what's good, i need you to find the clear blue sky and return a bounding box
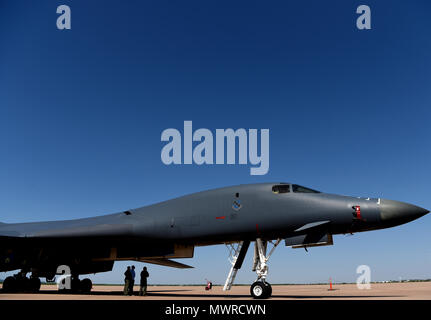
[1,0,430,285]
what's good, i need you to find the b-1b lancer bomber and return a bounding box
[0,183,428,298]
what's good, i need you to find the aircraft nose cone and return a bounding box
[380,199,429,226]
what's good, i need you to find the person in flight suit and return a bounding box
[139,266,149,296]
[128,265,136,295]
[123,266,131,295]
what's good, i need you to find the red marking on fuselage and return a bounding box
[355,206,362,220]
[216,216,226,220]
[256,224,259,233]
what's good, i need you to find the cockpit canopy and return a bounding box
[272,183,320,194]
[272,184,290,194]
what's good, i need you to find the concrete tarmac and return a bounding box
[1,282,431,300]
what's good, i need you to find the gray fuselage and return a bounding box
[0,183,428,275]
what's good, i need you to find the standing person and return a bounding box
[124,266,131,295]
[129,265,136,295]
[139,266,149,296]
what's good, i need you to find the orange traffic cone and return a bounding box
[328,277,334,291]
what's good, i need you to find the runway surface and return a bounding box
[1,282,431,300]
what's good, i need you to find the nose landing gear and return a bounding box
[250,238,281,299]
[223,238,281,299]
[250,281,272,299]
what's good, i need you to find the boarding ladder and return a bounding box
[223,241,249,291]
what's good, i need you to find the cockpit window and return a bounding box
[272,184,291,194]
[292,184,320,193]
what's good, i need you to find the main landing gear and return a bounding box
[2,271,41,293]
[1,271,92,294]
[58,274,93,293]
[223,238,282,299]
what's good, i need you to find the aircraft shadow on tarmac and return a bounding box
[0,289,401,299]
[145,292,402,299]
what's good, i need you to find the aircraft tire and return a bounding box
[29,277,41,292]
[81,278,92,293]
[250,281,270,299]
[263,282,272,298]
[2,276,17,293]
[71,277,81,293]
